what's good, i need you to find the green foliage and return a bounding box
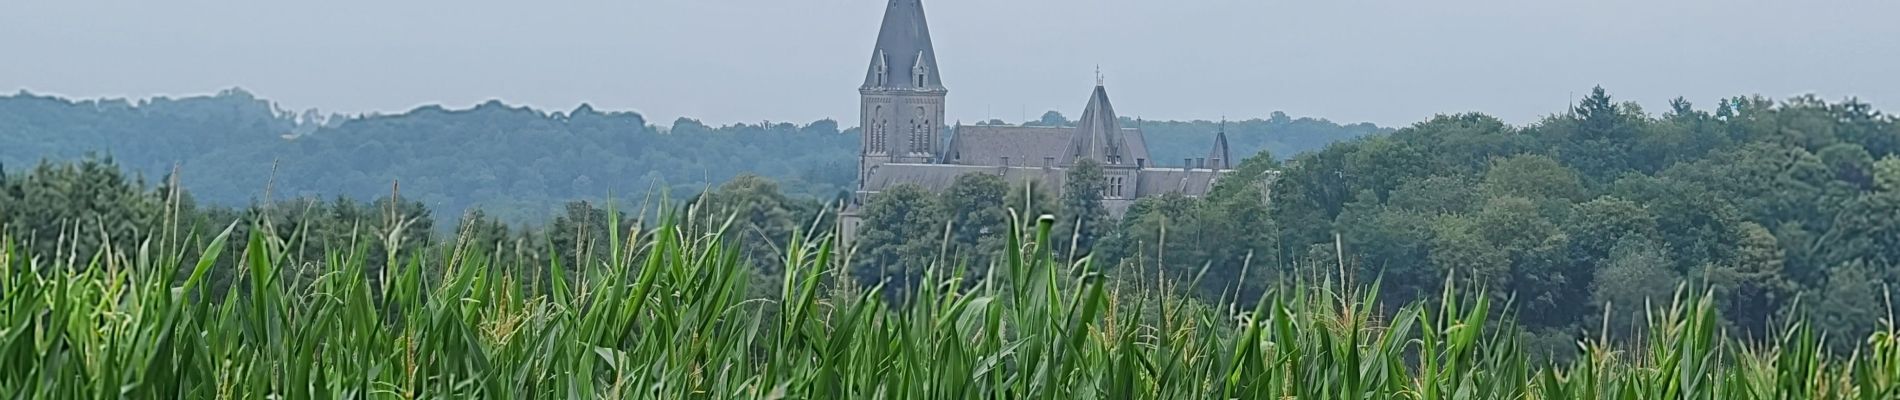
[851,184,944,295]
[0,157,164,261]
[5,211,1900,398]
[1260,88,1900,347]
[0,91,858,226]
[1057,159,1109,256]
[691,174,825,273]
[1589,237,1680,339]
[936,173,1010,272]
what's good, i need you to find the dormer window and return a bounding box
[912,51,929,88]
[874,51,889,86]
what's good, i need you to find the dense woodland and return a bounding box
[4,87,1899,360]
[849,88,1900,358]
[0,89,1380,225]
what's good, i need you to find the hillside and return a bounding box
[0,89,1382,223]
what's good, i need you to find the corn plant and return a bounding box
[2,207,1898,399]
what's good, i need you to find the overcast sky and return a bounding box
[4,0,1896,128]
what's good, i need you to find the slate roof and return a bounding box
[1207,127,1233,170]
[1067,84,1138,165]
[862,0,945,91]
[944,125,1151,168]
[938,125,1147,168]
[943,125,1069,167]
[1134,168,1224,197]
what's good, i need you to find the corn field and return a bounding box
[2,207,1898,399]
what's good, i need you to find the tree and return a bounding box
[937,173,1010,273]
[1475,196,1574,327]
[1388,175,1480,214]
[1565,196,1661,275]
[1106,193,1206,278]
[3,158,163,262]
[694,174,800,272]
[1427,215,1510,299]
[1481,154,1584,202]
[1558,86,1644,177]
[1057,159,1109,257]
[853,184,944,297]
[1338,202,1436,306]
[1877,156,1900,191]
[546,200,629,274]
[1707,222,1794,337]
[1030,111,1070,127]
[1590,237,1680,340]
[1006,178,1061,222]
[1809,261,1885,352]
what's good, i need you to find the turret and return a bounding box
[1065,77,1130,166]
[1208,119,1233,170]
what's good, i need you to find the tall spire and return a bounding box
[1066,81,1126,165]
[862,0,944,91]
[1208,117,1233,169]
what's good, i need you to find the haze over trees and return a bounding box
[0,89,1382,225]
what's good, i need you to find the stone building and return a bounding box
[841,0,1235,243]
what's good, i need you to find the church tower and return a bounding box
[859,0,947,187]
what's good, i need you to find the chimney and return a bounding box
[1185,158,1194,170]
[1136,158,1146,169]
[1197,158,1207,169]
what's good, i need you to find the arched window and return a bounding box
[911,106,929,153]
[876,121,887,152]
[912,118,927,153]
[870,106,885,153]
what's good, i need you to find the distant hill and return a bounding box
[0,89,1382,223]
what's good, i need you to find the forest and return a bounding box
[850,87,1900,358]
[4,87,1900,397]
[0,89,1381,225]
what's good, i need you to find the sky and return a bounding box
[3,0,1897,129]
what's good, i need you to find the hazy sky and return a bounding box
[4,0,1896,128]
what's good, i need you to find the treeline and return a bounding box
[0,89,858,225]
[866,88,1900,359]
[0,90,1380,226]
[1262,88,1900,356]
[0,158,836,298]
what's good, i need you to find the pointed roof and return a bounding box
[1208,121,1233,169]
[1065,84,1128,165]
[862,0,944,91]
